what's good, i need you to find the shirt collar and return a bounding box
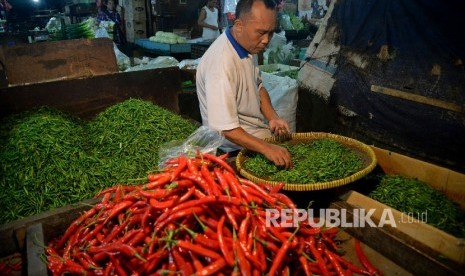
[226,27,249,59]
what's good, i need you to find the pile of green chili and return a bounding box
[368,175,465,237]
[0,99,197,224]
[242,139,364,184]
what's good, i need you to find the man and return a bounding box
[196,0,293,169]
[197,0,221,41]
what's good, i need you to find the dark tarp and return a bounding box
[328,0,465,170]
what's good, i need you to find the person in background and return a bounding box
[197,0,221,41]
[97,0,126,45]
[0,0,12,20]
[196,0,293,169]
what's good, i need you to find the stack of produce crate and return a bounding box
[123,0,147,42]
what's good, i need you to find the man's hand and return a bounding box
[262,143,293,169]
[223,127,293,169]
[269,117,290,136]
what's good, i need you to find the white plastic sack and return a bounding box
[261,72,298,132]
[158,126,224,169]
[125,56,179,72]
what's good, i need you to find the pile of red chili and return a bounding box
[46,152,381,275]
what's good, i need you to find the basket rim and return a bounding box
[235,132,377,191]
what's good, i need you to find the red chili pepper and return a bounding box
[354,239,382,276]
[306,236,330,276]
[233,229,251,276]
[143,173,172,190]
[331,251,371,275]
[180,171,211,194]
[102,200,134,224]
[155,206,205,233]
[325,249,346,276]
[217,215,235,266]
[298,255,312,276]
[149,196,179,209]
[187,158,200,174]
[270,192,297,209]
[171,246,194,275]
[177,239,222,260]
[201,164,222,196]
[76,251,102,270]
[240,179,280,205]
[189,251,204,272]
[200,152,236,174]
[268,233,294,276]
[196,258,227,276]
[55,207,97,249]
[109,255,128,276]
[252,236,267,271]
[60,259,86,275]
[170,155,188,181]
[179,223,221,250]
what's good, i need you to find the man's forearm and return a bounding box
[223,127,268,153]
[259,87,279,121]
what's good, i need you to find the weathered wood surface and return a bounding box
[0,38,118,85]
[0,198,97,258]
[0,66,181,120]
[330,200,465,275]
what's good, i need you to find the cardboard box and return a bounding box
[122,0,145,10]
[126,20,147,42]
[339,146,465,264]
[0,38,118,85]
[124,4,147,21]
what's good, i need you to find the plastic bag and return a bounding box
[113,43,131,71]
[262,72,298,132]
[158,126,224,168]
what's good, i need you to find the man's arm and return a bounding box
[197,8,218,30]
[259,86,290,136]
[223,127,292,168]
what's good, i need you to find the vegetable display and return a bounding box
[368,175,465,237]
[46,152,381,275]
[0,99,197,224]
[243,139,364,184]
[149,31,188,44]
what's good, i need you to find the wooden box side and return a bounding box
[372,146,465,210]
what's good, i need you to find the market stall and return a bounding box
[0,0,464,275]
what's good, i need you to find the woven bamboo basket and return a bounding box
[235,132,377,191]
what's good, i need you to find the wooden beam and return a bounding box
[371,85,463,113]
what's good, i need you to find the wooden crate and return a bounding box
[0,67,181,120]
[0,38,118,86]
[336,146,465,270]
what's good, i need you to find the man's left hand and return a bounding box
[269,117,290,136]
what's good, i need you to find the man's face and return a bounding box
[234,2,277,54]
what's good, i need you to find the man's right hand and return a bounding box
[262,143,293,169]
[223,127,293,169]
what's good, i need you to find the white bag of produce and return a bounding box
[261,72,298,133]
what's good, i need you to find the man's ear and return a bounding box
[234,19,243,34]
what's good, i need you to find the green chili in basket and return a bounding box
[242,139,364,184]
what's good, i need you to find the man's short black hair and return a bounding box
[235,0,277,20]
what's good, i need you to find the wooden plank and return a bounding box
[0,198,97,258]
[371,85,463,113]
[26,223,47,276]
[330,200,464,275]
[1,38,118,85]
[0,67,181,120]
[340,190,465,264]
[372,147,465,210]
